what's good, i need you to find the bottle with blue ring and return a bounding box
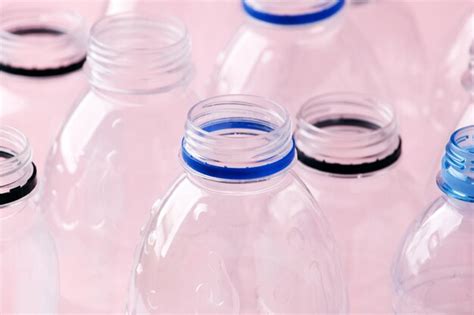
[208,0,386,116]
[392,125,474,314]
[127,95,347,314]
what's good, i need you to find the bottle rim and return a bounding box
[0,126,37,206]
[0,7,87,77]
[86,13,192,94]
[437,125,474,203]
[242,0,345,25]
[294,92,401,176]
[181,94,295,182]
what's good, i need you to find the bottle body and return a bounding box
[128,171,346,314]
[42,87,194,312]
[393,196,474,314]
[295,164,419,313]
[0,198,59,313]
[208,2,386,115]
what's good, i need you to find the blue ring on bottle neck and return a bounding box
[242,0,345,25]
[181,119,295,181]
[437,125,474,203]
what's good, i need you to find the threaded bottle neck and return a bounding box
[294,93,401,177]
[437,125,474,203]
[182,95,294,182]
[86,13,192,94]
[243,0,345,25]
[0,126,36,207]
[0,7,87,76]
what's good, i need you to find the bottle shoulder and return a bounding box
[146,171,330,251]
[393,196,474,285]
[131,172,346,314]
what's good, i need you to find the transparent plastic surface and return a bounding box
[208,1,386,115]
[347,0,427,171]
[0,126,58,313]
[127,95,347,314]
[0,7,89,172]
[392,197,474,314]
[348,0,426,100]
[422,16,474,164]
[40,14,195,313]
[294,93,422,313]
[423,42,474,201]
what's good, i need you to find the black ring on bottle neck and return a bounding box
[0,27,86,77]
[297,138,402,175]
[296,118,402,175]
[0,151,37,205]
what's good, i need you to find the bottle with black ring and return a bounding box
[0,125,58,313]
[293,92,423,314]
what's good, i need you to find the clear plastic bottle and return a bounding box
[127,95,347,314]
[293,93,422,313]
[207,0,386,115]
[41,14,195,313]
[0,126,58,313]
[392,125,474,314]
[0,7,89,172]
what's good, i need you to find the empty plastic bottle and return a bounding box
[41,13,195,313]
[0,126,58,313]
[293,93,422,313]
[392,125,474,314]
[208,0,386,115]
[0,6,89,172]
[127,95,347,314]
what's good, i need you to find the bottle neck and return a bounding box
[181,95,295,183]
[242,0,345,25]
[0,7,87,77]
[437,125,474,203]
[0,126,37,210]
[86,13,193,95]
[294,93,401,177]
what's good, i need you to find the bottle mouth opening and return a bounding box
[87,13,192,94]
[242,0,345,25]
[438,125,474,203]
[0,7,87,76]
[0,126,37,206]
[182,95,294,182]
[0,126,31,177]
[295,92,401,176]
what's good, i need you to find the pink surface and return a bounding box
[1,0,473,314]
